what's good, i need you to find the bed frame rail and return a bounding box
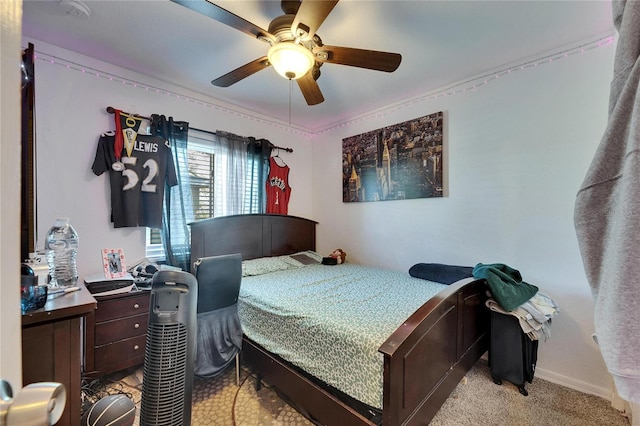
[242,338,373,426]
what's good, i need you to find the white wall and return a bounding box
[27,39,313,278]
[311,41,617,397]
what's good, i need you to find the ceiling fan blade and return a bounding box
[291,0,339,41]
[171,0,275,43]
[313,45,402,72]
[296,72,324,105]
[212,56,270,87]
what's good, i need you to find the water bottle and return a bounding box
[45,218,79,287]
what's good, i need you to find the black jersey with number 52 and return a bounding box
[92,131,177,228]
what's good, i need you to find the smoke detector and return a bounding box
[59,0,91,19]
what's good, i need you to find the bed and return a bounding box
[190,214,489,426]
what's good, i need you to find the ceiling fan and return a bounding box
[170,0,402,105]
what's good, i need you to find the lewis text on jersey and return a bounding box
[134,140,159,153]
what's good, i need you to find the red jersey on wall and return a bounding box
[266,156,291,214]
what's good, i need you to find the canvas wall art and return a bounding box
[342,111,444,203]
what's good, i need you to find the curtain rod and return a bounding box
[105,106,293,153]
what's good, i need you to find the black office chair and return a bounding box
[192,253,243,385]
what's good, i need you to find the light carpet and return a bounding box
[102,359,629,425]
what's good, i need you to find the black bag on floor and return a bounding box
[489,311,538,396]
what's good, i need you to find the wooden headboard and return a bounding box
[189,214,318,272]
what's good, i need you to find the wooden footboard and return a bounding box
[242,278,489,426]
[379,278,489,425]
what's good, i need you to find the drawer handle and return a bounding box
[134,345,140,350]
[134,323,140,329]
[133,303,140,309]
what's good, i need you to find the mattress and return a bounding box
[237,260,446,409]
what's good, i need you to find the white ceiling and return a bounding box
[22,0,614,133]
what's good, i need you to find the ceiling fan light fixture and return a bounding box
[267,42,314,80]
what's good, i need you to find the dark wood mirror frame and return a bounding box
[21,42,36,262]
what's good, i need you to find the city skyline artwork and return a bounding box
[342,111,444,203]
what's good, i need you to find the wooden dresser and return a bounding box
[84,290,150,376]
[22,284,96,426]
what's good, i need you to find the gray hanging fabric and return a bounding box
[574,0,640,403]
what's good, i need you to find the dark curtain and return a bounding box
[247,137,273,213]
[150,114,193,271]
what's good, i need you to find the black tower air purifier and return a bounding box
[140,270,198,426]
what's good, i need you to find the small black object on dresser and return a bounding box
[489,310,538,396]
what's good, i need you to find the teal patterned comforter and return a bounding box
[238,261,446,409]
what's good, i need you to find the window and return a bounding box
[188,145,215,221]
[146,138,214,260]
[146,136,215,260]
[146,132,266,260]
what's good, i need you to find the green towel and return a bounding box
[472,263,538,311]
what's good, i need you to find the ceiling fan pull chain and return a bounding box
[289,79,293,125]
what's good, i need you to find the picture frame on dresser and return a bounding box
[101,248,127,279]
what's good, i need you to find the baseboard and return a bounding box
[611,391,627,411]
[479,353,616,404]
[628,401,639,426]
[534,367,613,401]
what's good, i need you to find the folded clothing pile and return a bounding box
[473,263,559,341]
[486,293,559,341]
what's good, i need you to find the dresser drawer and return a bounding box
[94,313,148,346]
[94,334,147,372]
[95,293,150,322]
